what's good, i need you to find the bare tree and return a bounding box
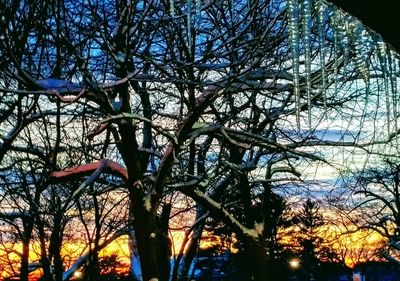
[1,1,399,281]
[338,157,400,265]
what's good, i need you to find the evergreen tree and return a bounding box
[295,198,325,281]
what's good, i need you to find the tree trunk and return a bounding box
[20,219,33,281]
[239,240,268,281]
[87,192,102,281]
[176,226,203,281]
[35,213,53,281]
[132,200,159,281]
[49,200,64,281]
[158,204,172,281]
[131,203,173,281]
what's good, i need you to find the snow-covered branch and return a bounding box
[51,159,129,184]
[181,188,262,240]
[0,212,31,220]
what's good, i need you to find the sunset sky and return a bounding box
[1,0,399,280]
[0,223,387,280]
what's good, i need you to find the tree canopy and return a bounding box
[0,0,399,281]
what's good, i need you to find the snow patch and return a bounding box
[143,196,152,211]
[35,79,80,92]
[253,222,264,235]
[121,24,128,34]
[112,25,119,37]
[116,51,126,62]
[131,254,142,280]
[111,98,122,111]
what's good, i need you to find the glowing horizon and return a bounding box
[0,225,388,280]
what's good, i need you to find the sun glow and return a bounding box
[289,258,301,269]
[73,271,83,278]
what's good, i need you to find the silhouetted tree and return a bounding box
[339,157,400,265]
[293,199,325,281]
[1,1,400,281]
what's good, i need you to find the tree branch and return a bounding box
[50,159,129,184]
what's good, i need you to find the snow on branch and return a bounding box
[182,188,262,240]
[187,124,328,163]
[50,159,129,184]
[35,79,81,91]
[0,71,153,103]
[0,212,31,220]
